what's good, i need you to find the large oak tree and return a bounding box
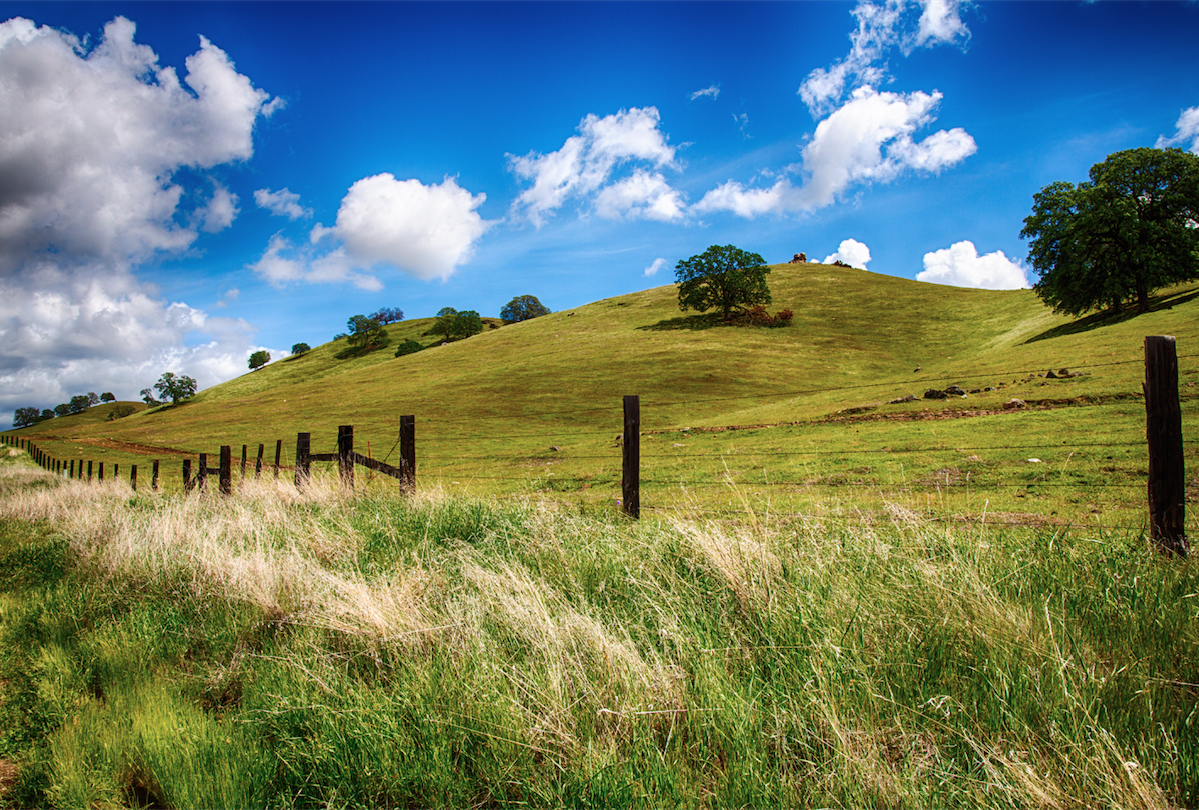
[675,245,772,320]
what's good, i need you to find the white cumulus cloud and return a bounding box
[1156,106,1199,154]
[595,170,686,222]
[0,15,278,422]
[694,87,975,217]
[916,241,1031,289]
[509,107,681,226]
[823,239,872,269]
[799,0,969,117]
[255,187,313,220]
[643,258,668,277]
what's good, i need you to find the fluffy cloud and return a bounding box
[690,85,720,101]
[823,238,872,269]
[799,0,969,116]
[0,16,277,421]
[595,171,686,222]
[916,241,1031,289]
[251,174,491,288]
[643,258,668,277]
[1156,106,1199,154]
[255,187,313,220]
[694,87,975,217]
[509,107,681,226]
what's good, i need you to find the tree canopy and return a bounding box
[346,315,389,351]
[430,307,484,341]
[369,306,405,325]
[675,245,772,320]
[249,350,271,370]
[154,372,197,405]
[1021,147,1199,316]
[500,295,551,324]
[12,406,42,428]
[291,342,311,356]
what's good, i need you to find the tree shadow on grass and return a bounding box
[636,313,731,332]
[1022,288,1199,345]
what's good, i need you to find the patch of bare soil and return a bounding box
[0,757,16,801]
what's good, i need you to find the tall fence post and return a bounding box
[338,425,354,490]
[152,460,160,492]
[1145,335,1188,555]
[220,446,233,496]
[255,443,264,479]
[241,445,248,478]
[622,395,640,519]
[197,453,208,492]
[295,433,311,489]
[274,439,282,480]
[130,464,137,492]
[400,415,416,492]
[87,460,93,481]
[98,462,104,482]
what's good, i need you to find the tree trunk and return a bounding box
[1136,273,1150,313]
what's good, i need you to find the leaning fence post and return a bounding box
[295,433,311,489]
[622,395,641,519]
[255,443,264,479]
[1145,335,1187,555]
[400,415,416,492]
[338,425,354,490]
[220,446,232,496]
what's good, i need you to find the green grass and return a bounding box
[5,267,1198,527]
[1,448,1197,807]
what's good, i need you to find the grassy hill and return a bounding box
[6,264,1198,525]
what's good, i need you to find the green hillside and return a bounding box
[7,264,1198,526]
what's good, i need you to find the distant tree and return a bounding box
[154,372,198,405]
[13,406,41,428]
[87,392,100,407]
[39,409,54,422]
[107,404,137,421]
[140,388,161,407]
[675,245,772,320]
[1021,147,1199,316]
[346,315,389,351]
[68,395,91,414]
[100,392,116,403]
[54,403,72,417]
[248,350,271,370]
[430,307,484,341]
[500,295,551,324]
[291,342,311,355]
[333,332,348,341]
[369,306,404,325]
[394,339,424,358]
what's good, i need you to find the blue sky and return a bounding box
[2,1,1198,425]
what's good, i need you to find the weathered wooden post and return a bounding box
[98,462,104,482]
[69,460,75,478]
[338,425,354,490]
[255,443,264,479]
[220,446,232,496]
[183,459,193,492]
[294,433,311,489]
[152,460,159,491]
[113,463,118,480]
[400,415,416,492]
[274,439,282,480]
[87,460,93,481]
[1145,336,1188,555]
[622,395,640,519]
[197,453,208,492]
[130,465,137,492]
[241,444,248,478]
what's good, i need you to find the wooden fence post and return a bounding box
[295,433,311,489]
[197,453,208,492]
[98,462,104,482]
[1145,335,1188,555]
[255,443,264,479]
[274,439,282,480]
[152,460,160,492]
[113,463,118,480]
[69,460,75,478]
[183,459,193,492]
[400,415,416,492]
[220,446,233,496]
[241,445,248,478]
[338,425,354,490]
[622,395,640,519]
[130,465,137,492]
[87,460,93,481]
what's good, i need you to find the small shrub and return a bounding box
[394,339,424,358]
[744,306,793,327]
[106,405,137,421]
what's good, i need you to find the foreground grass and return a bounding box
[1,451,1197,808]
